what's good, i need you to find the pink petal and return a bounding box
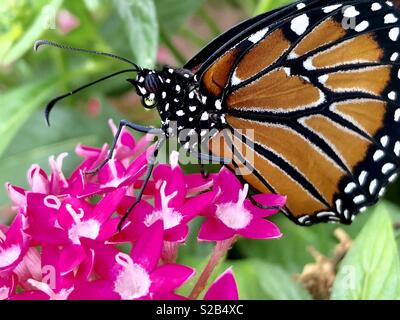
[153,164,186,209]
[185,173,215,195]
[238,219,282,239]
[164,224,189,243]
[152,292,188,300]
[26,193,58,228]
[180,190,217,221]
[75,248,95,281]
[69,280,119,300]
[198,218,235,242]
[49,153,69,195]
[80,238,119,280]
[5,183,26,208]
[131,221,163,272]
[98,159,127,186]
[26,226,69,245]
[59,244,86,275]
[204,267,238,300]
[215,167,242,204]
[150,264,195,293]
[10,291,49,300]
[91,188,126,223]
[27,165,50,194]
[246,194,287,217]
[58,197,93,229]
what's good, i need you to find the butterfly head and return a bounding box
[128,70,162,109]
[129,67,199,135]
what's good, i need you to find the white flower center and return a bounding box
[114,253,151,300]
[0,245,21,268]
[66,204,100,244]
[215,184,252,230]
[145,181,182,229]
[27,279,73,300]
[0,286,10,300]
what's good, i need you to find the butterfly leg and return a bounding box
[85,119,163,175]
[118,135,166,231]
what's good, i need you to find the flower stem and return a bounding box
[161,241,179,264]
[189,236,237,300]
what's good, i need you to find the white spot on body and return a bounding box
[176,110,185,116]
[201,112,209,121]
[382,163,396,174]
[189,106,197,112]
[215,100,222,110]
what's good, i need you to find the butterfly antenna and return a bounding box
[34,39,142,70]
[44,68,137,126]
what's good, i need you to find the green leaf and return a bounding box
[112,0,158,68]
[0,76,59,158]
[155,0,204,33]
[331,202,400,300]
[232,259,311,300]
[236,211,370,273]
[0,99,122,207]
[1,0,64,65]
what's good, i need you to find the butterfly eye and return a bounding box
[143,97,156,109]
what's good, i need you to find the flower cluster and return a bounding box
[0,120,285,300]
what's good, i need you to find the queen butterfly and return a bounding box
[38,0,400,229]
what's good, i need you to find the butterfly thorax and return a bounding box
[133,66,228,148]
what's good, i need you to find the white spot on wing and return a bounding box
[355,21,369,32]
[343,6,360,18]
[353,194,366,204]
[382,163,395,174]
[344,182,357,193]
[385,13,398,24]
[389,27,400,41]
[290,14,309,35]
[323,4,342,13]
[371,2,382,11]
[373,150,385,162]
[369,179,378,194]
[248,28,269,44]
[358,171,368,185]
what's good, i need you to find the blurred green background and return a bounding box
[1,0,400,300]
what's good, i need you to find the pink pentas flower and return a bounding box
[25,188,125,274]
[198,168,285,241]
[70,222,194,300]
[114,152,217,244]
[0,214,30,276]
[57,9,80,34]
[204,267,239,300]
[0,119,286,300]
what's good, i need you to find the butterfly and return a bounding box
[38,0,400,229]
